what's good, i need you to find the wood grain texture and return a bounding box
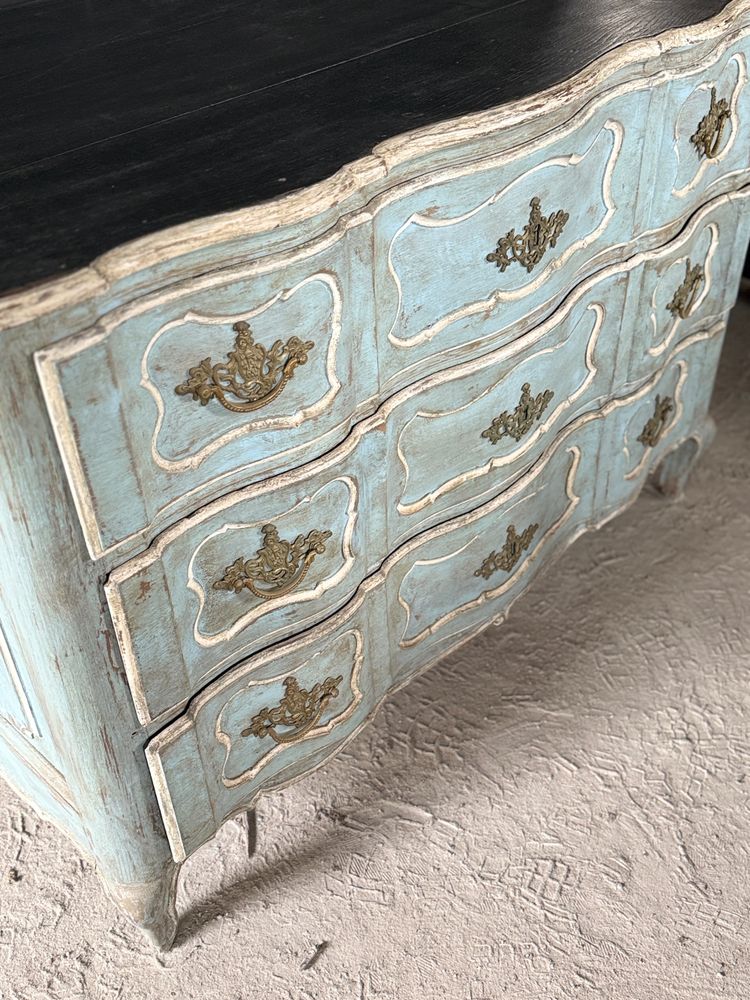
[0,0,733,294]
[1,0,747,333]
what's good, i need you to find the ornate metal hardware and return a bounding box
[690,87,731,159]
[637,395,674,448]
[474,522,539,580]
[481,382,555,444]
[213,524,332,600]
[175,320,314,413]
[242,675,343,743]
[666,259,704,319]
[486,197,569,273]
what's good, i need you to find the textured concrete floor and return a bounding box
[2,301,749,1000]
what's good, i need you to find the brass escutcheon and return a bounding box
[175,320,314,413]
[666,259,704,320]
[482,382,555,444]
[690,87,731,159]
[637,394,674,448]
[474,522,539,580]
[242,675,343,744]
[213,524,332,600]
[486,197,569,273]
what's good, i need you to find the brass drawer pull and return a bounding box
[667,259,704,319]
[242,675,343,744]
[474,522,539,580]
[486,197,569,274]
[481,382,555,444]
[637,394,674,448]
[691,87,731,159]
[213,524,332,600]
[175,320,314,413]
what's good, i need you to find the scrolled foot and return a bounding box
[103,861,181,951]
[650,418,716,500]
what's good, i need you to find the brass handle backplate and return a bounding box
[481,382,555,444]
[242,675,343,743]
[637,394,674,448]
[690,87,731,159]
[175,320,314,413]
[666,259,704,320]
[486,197,569,274]
[474,522,539,580]
[213,523,332,600]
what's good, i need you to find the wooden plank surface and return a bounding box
[0,0,729,294]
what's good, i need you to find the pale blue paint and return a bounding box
[150,321,730,863]
[0,18,747,947]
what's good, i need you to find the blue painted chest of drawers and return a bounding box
[1,0,749,951]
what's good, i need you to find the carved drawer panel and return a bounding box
[144,319,724,865]
[649,28,750,236]
[623,187,750,384]
[385,420,601,685]
[145,426,594,864]
[146,416,601,864]
[105,431,386,725]
[373,87,650,393]
[601,319,728,512]
[381,188,749,547]
[35,223,378,560]
[382,273,623,548]
[146,585,392,862]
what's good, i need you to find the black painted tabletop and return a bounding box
[0,0,730,296]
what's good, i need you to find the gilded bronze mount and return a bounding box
[242,675,343,744]
[475,522,539,580]
[175,321,314,413]
[487,197,569,274]
[214,524,332,600]
[482,382,555,445]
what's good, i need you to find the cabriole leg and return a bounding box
[103,860,181,951]
[243,809,258,858]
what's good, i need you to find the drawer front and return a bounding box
[373,87,649,393]
[35,223,378,559]
[146,322,723,863]
[649,28,750,235]
[384,274,622,547]
[146,427,599,864]
[602,321,727,512]
[147,586,392,862]
[105,432,386,724]
[624,187,750,384]
[387,323,726,689]
[386,420,600,684]
[107,193,745,727]
[383,189,749,547]
[109,272,614,726]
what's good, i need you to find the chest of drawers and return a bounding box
[1,0,749,951]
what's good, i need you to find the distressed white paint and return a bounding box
[0,1,748,953]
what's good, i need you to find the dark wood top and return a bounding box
[0,0,730,295]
